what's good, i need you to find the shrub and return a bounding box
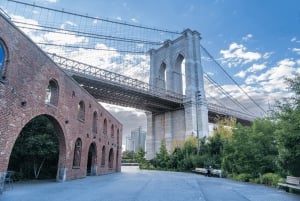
[233,173,252,182]
[262,173,281,187]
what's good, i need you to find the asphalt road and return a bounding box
[0,166,299,201]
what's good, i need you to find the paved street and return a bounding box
[0,166,299,201]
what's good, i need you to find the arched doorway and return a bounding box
[108,148,114,169]
[87,143,97,176]
[8,114,66,182]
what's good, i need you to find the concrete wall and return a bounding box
[0,14,122,181]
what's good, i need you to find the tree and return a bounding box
[121,150,136,163]
[155,139,169,168]
[9,116,59,179]
[275,77,300,176]
[136,147,146,164]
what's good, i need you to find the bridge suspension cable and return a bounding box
[1,0,264,120]
[200,44,267,116]
[204,73,254,115]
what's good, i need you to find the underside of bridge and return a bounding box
[208,111,252,126]
[72,75,184,114]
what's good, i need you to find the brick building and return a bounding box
[0,13,122,181]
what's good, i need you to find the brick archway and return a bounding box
[87,142,97,176]
[6,114,67,181]
[0,13,122,181]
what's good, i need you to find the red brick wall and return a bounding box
[0,14,122,180]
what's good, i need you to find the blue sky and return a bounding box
[1,0,300,137]
[27,0,300,93]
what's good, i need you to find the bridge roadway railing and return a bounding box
[207,103,256,122]
[48,53,184,103]
[48,53,256,122]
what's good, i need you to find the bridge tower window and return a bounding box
[111,124,114,138]
[175,54,186,95]
[158,62,166,89]
[101,146,106,167]
[78,101,85,121]
[73,138,82,168]
[103,118,107,135]
[92,111,98,134]
[108,148,114,169]
[45,79,59,106]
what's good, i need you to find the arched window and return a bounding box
[101,146,106,167]
[0,39,8,81]
[73,138,82,168]
[175,54,186,95]
[158,62,166,89]
[103,119,107,135]
[108,148,114,169]
[45,79,59,106]
[111,124,114,138]
[78,101,85,121]
[92,111,98,134]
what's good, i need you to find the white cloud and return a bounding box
[263,52,273,59]
[242,34,253,41]
[292,48,300,55]
[247,63,266,72]
[220,43,261,67]
[131,18,138,23]
[235,70,246,78]
[245,58,296,92]
[60,21,77,29]
[45,0,59,3]
[235,63,266,78]
[291,37,300,43]
[43,30,88,45]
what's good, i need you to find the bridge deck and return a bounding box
[49,53,255,122]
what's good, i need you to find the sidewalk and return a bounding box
[0,167,299,201]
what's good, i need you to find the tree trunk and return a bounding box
[33,158,46,179]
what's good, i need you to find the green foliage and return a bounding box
[274,79,300,176]
[122,150,137,163]
[233,173,252,182]
[136,147,146,164]
[142,77,300,188]
[8,115,59,180]
[154,139,170,168]
[222,119,278,176]
[262,173,281,187]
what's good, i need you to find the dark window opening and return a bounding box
[45,79,59,106]
[101,146,106,167]
[78,101,85,121]
[73,138,82,168]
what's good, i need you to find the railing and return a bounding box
[48,53,184,103]
[207,103,256,121]
[48,53,255,121]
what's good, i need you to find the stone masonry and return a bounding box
[146,29,208,159]
[0,13,122,181]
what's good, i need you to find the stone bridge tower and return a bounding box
[146,29,208,159]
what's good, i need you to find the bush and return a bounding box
[233,173,252,182]
[249,177,261,184]
[262,173,281,187]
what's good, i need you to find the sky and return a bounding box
[1,0,300,142]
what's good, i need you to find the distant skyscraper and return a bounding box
[126,126,146,152]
